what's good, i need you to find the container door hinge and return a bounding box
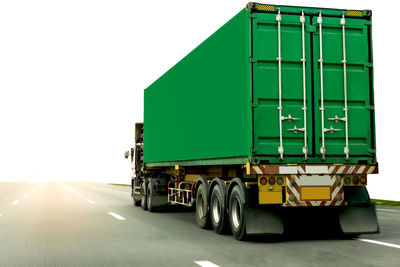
[365,105,374,110]
[306,25,316,33]
[249,57,257,63]
[364,62,373,68]
[250,101,258,108]
[250,13,257,19]
[368,149,376,153]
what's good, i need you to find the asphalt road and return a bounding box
[1,182,399,267]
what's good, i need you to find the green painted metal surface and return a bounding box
[143,3,377,166]
[252,12,313,156]
[312,16,374,156]
[144,9,251,164]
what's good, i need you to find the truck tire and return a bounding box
[228,185,247,240]
[141,183,147,210]
[210,183,228,234]
[134,199,141,206]
[196,184,210,229]
[147,185,153,212]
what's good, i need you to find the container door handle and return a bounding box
[328,115,346,123]
[287,126,305,134]
[281,114,300,122]
[324,126,342,134]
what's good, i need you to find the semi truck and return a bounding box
[125,2,379,240]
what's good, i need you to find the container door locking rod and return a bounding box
[327,13,350,160]
[300,10,308,160]
[276,9,284,160]
[287,10,307,158]
[341,13,350,160]
[317,11,326,160]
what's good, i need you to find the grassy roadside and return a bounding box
[109,183,130,187]
[371,199,400,207]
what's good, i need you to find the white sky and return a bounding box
[0,0,399,200]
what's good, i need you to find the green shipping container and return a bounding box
[143,3,376,167]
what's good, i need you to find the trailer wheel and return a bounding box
[196,184,210,229]
[147,185,153,212]
[229,185,247,240]
[210,184,228,234]
[141,183,147,210]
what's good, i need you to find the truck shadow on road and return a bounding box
[140,205,367,243]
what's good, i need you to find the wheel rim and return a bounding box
[212,194,221,224]
[231,196,241,229]
[197,193,204,218]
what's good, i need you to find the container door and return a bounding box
[312,14,374,158]
[252,11,313,159]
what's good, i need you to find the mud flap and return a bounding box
[244,206,284,235]
[338,204,379,234]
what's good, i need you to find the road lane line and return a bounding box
[11,199,20,206]
[357,238,400,249]
[195,261,220,267]
[108,212,126,220]
[87,199,96,204]
[62,184,85,198]
[377,208,400,213]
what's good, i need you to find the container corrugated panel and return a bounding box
[144,3,376,166]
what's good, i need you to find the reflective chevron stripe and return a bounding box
[250,165,378,175]
[284,174,346,207]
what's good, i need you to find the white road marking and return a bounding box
[23,193,28,199]
[108,212,126,221]
[357,238,400,249]
[195,261,220,267]
[11,199,20,206]
[377,208,400,213]
[62,184,85,198]
[87,199,96,204]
